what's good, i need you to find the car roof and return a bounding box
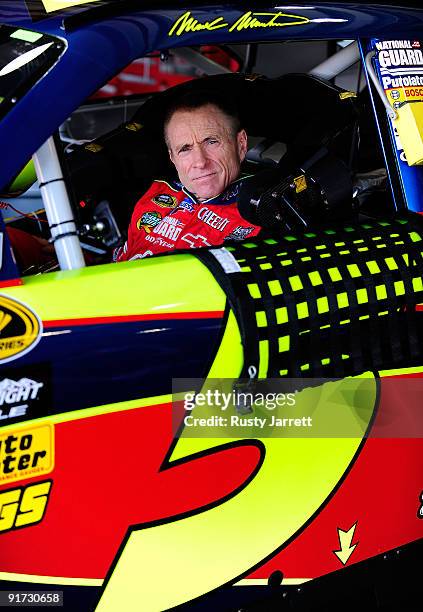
[1,0,423,190]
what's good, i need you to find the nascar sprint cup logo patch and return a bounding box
[0,296,42,364]
[152,193,178,208]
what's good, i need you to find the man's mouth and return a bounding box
[193,172,216,181]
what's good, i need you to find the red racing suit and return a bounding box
[115,178,261,261]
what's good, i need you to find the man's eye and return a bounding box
[207,139,218,145]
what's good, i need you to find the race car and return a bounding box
[0,1,422,611]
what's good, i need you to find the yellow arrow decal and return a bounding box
[333,522,358,565]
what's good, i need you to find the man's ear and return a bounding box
[237,129,248,162]
[168,147,174,164]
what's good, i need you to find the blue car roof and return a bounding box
[1,0,423,190]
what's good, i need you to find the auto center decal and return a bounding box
[168,10,347,37]
[0,295,42,364]
[0,422,54,486]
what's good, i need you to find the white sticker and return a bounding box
[210,248,241,274]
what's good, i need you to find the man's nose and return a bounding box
[192,145,207,167]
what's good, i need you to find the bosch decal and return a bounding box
[198,207,230,232]
[0,480,52,533]
[0,423,54,485]
[0,296,42,364]
[136,211,162,233]
[152,193,178,209]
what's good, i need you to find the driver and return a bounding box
[115,91,261,261]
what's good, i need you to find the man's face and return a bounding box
[166,104,247,201]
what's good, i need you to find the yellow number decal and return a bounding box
[0,480,52,532]
[0,488,20,532]
[96,313,377,611]
[14,481,52,528]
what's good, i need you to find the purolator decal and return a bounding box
[0,423,54,485]
[374,39,423,163]
[168,10,347,37]
[0,295,42,364]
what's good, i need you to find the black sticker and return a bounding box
[0,362,53,427]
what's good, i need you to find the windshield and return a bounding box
[0,24,65,120]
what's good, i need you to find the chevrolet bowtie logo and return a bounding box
[0,311,12,334]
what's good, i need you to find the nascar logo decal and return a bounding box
[152,194,178,209]
[0,296,41,364]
